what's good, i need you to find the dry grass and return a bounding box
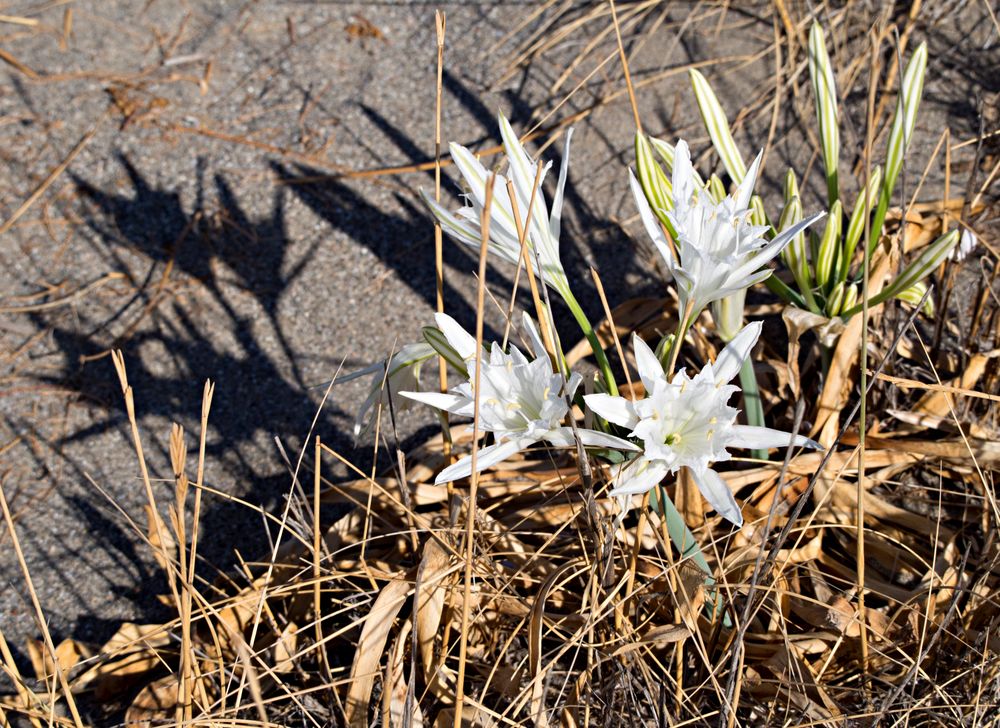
[2,1,1000,727]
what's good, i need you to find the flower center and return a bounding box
[664,432,680,446]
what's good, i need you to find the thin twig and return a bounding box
[454,172,497,727]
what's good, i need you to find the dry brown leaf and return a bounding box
[812,248,895,440]
[27,638,90,682]
[124,673,179,728]
[74,623,171,698]
[346,570,413,728]
[415,538,453,683]
[782,308,846,398]
[272,622,298,674]
[385,619,424,728]
[529,559,584,728]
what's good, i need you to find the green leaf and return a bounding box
[842,228,957,317]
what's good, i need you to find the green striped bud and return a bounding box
[815,199,842,290]
[841,165,882,281]
[894,281,934,316]
[635,132,674,232]
[783,169,800,205]
[689,68,747,183]
[750,195,767,227]
[707,174,726,204]
[841,283,858,314]
[826,281,846,317]
[809,22,840,206]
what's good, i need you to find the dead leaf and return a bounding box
[125,674,179,728]
[346,571,413,728]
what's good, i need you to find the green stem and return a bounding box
[738,357,767,461]
[650,485,725,622]
[562,287,619,396]
[865,188,891,262]
[765,274,812,312]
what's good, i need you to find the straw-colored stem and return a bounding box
[856,25,882,682]
[0,481,85,728]
[454,173,496,726]
[434,11,451,458]
[505,171,558,368]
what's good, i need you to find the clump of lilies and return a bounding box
[345,22,962,558]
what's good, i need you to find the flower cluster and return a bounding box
[401,313,637,484]
[629,141,822,324]
[341,111,832,531]
[585,323,817,526]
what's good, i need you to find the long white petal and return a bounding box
[521,311,547,361]
[628,170,675,270]
[399,392,475,417]
[713,321,762,385]
[734,149,763,211]
[608,457,670,497]
[689,467,743,526]
[450,142,490,207]
[545,427,639,451]
[549,127,573,242]
[583,393,638,428]
[729,424,820,451]
[434,437,534,484]
[632,333,665,395]
[399,391,474,417]
[352,384,382,438]
[434,313,477,361]
[421,191,483,248]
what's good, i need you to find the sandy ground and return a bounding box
[0,0,995,667]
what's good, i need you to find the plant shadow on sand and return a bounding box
[18,72,658,657]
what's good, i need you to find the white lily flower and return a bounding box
[402,312,637,484]
[345,342,436,438]
[949,228,977,263]
[629,140,824,320]
[584,322,820,526]
[422,112,573,298]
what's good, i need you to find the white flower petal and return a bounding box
[421,190,484,249]
[628,169,675,270]
[434,313,478,361]
[545,427,639,451]
[689,467,743,526]
[434,437,535,484]
[632,333,665,395]
[729,424,820,451]
[734,149,763,211]
[521,311,547,361]
[353,384,382,438]
[713,321,762,385]
[399,391,474,418]
[608,457,670,497]
[549,127,573,243]
[583,393,638,429]
[449,142,491,207]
